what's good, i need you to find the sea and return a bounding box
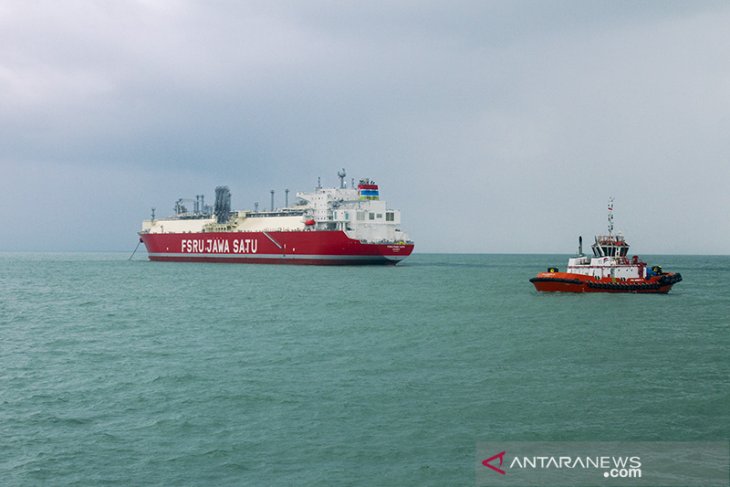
[1,253,728,486]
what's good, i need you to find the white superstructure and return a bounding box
[565,198,648,280]
[567,234,647,280]
[296,184,408,243]
[141,172,411,245]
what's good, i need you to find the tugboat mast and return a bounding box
[607,197,614,236]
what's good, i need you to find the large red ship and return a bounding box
[530,199,682,293]
[139,170,414,265]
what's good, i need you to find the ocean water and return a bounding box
[1,253,728,486]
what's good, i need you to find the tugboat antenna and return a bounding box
[578,235,583,256]
[607,197,614,236]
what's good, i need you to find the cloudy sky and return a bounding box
[1,0,728,253]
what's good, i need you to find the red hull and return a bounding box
[139,230,413,265]
[530,272,682,294]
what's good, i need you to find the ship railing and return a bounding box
[246,210,306,218]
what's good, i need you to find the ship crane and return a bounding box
[174,198,196,215]
[174,196,210,217]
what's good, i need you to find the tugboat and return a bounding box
[530,199,682,293]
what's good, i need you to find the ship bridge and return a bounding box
[296,175,410,244]
[592,234,629,258]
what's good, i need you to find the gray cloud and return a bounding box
[1,1,728,253]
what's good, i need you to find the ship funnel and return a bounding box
[578,236,583,256]
[214,186,231,224]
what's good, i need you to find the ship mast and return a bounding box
[607,197,614,236]
[337,168,347,189]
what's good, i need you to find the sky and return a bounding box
[1,0,728,254]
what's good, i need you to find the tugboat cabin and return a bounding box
[592,235,629,258]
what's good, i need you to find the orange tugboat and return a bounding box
[530,199,682,294]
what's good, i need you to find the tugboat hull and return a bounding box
[530,272,682,294]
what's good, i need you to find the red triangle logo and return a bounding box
[482,451,507,475]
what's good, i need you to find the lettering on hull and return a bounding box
[181,238,258,254]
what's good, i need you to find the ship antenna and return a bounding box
[285,188,289,208]
[151,207,156,222]
[337,168,346,189]
[578,235,583,256]
[607,197,614,236]
[270,190,275,211]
